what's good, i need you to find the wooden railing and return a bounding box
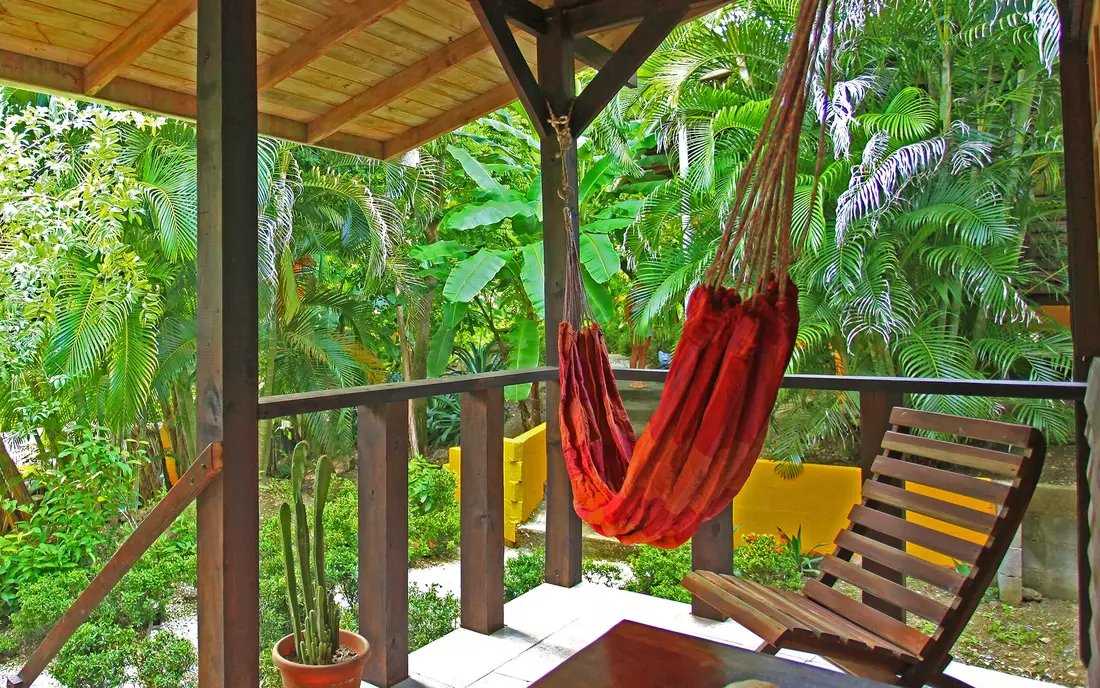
[8,369,1085,688]
[256,368,1086,687]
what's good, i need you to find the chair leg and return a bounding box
[756,642,779,654]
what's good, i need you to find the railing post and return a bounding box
[358,403,409,687]
[460,388,506,634]
[691,502,734,620]
[859,390,906,622]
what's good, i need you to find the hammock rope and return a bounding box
[555,0,835,547]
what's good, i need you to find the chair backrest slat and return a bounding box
[870,456,1011,505]
[834,530,966,593]
[848,505,984,565]
[888,407,1035,447]
[825,406,1045,686]
[881,431,1023,476]
[862,481,998,533]
[819,556,949,624]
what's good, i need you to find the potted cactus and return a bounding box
[272,443,370,688]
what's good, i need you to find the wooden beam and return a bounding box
[307,31,490,143]
[572,6,686,133]
[540,7,583,588]
[384,82,517,158]
[11,445,222,688]
[472,0,551,139]
[490,0,633,79]
[565,0,724,35]
[460,389,506,633]
[84,0,197,95]
[257,0,409,92]
[496,0,549,33]
[195,0,260,682]
[0,49,385,159]
[1060,27,1100,665]
[358,404,410,687]
[691,502,733,620]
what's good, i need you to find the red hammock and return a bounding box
[554,0,833,547]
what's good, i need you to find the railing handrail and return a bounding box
[257,367,1086,418]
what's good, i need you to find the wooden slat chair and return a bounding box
[682,407,1046,688]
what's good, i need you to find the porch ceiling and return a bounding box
[0,0,713,160]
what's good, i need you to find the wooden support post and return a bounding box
[358,404,410,687]
[1059,28,1100,663]
[461,389,506,633]
[691,502,733,620]
[540,5,584,589]
[859,391,906,623]
[195,0,259,683]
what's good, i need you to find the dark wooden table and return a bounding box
[529,620,891,688]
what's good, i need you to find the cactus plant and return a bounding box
[278,441,341,665]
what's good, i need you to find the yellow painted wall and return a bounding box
[732,460,863,553]
[446,423,547,544]
[905,482,996,567]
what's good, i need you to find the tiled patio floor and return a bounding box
[370,582,1066,688]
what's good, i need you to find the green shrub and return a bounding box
[0,426,146,615]
[408,457,457,515]
[0,632,18,660]
[625,544,692,603]
[504,549,545,602]
[408,465,460,565]
[322,478,360,604]
[134,632,196,688]
[51,622,136,688]
[111,557,176,629]
[11,570,109,645]
[734,534,802,591]
[505,548,626,602]
[409,584,459,651]
[427,395,461,448]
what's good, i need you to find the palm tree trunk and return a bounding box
[395,286,422,456]
[258,329,279,475]
[0,436,32,508]
[409,224,438,452]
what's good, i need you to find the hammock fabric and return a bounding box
[553,0,834,547]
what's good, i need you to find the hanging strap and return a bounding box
[548,102,592,326]
[704,0,835,296]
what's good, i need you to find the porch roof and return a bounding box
[0,0,712,160]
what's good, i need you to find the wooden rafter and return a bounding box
[572,6,688,132]
[307,31,491,143]
[565,0,724,35]
[384,82,517,158]
[0,49,385,160]
[257,0,409,92]
[497,0,636,82]
[83,0,197,96]
[472,0,550,138]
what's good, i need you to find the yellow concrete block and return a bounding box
[732,460,862,553]
[905,482,996,567]
[445,423,547,545]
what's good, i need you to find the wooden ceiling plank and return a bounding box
[0,47,386,158]
[257,0,410,92]
[307,29,489,142]
[384,81,515,158]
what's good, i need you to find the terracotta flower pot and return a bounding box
[272,630,371,688]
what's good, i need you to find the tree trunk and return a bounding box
[409,223,438,453]
[0,435,32,509]
[258,328,279,476]
[395,286,421,456]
